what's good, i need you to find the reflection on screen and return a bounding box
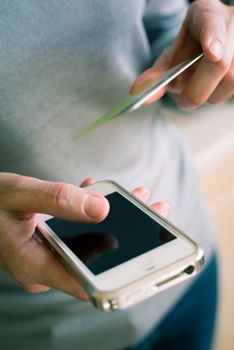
[46,192,176,275]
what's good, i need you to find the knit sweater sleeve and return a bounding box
[143,0,189,59]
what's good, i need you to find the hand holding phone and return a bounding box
[0,173,169,303]
[37,180,204,311]
[0,173,109,300]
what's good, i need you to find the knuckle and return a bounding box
[182,94,205,108]
[223,69,234,89]
[7,174,30,193]
[207,94,220,105]
[52,183,74,211]
[0,173,22,197]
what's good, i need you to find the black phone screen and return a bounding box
[46,192,176,275]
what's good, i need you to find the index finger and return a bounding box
[177,48,233,110]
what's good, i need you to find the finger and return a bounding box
[208,84,234,105]
[208,55,234,104]
[80,178,96,188]
[177,9,234,110]
[132,187,150,202]
[132,188,170,217]
[129,48,173,101]
[0,173,109,223]
[160,24,202,94]
[22,280,88,301]
[168,59,200,95]
[169,1,229,97]
[194,1,227,62]
[0,210,89,301]
[9,229,88,300]
[129,68,167,102]
[6,252,89,301]
[177,50,233,110]
[33,239,89,301]
[17,282,51,294]
[150,201,170,218]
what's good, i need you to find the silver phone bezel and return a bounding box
[37,180,205,311]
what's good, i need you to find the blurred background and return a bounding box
[161,98,234,350]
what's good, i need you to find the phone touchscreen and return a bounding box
[45,192,176,275]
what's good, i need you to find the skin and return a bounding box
[0,173,169,301]
[130,0,234,109]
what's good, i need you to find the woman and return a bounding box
[0,0,233,349]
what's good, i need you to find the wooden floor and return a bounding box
[200,154,234,350]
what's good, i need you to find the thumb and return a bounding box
[0,173,109,222]
[194,3,226,61]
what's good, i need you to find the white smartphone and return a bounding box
[37,180,205,311]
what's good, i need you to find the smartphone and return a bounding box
[37,180,204,311]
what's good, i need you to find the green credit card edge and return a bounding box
[73,94,138,140]
[73,53,204,140]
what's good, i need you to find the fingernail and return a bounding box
[84,194,109,220]
[209,39,223,60]
[139,188,150,201]
[160,203,170,217]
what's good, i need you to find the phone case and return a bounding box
[37,180,205,311]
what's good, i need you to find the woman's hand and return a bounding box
[130,0,234,109]
[0,173,109,300]
[0,174,169,301]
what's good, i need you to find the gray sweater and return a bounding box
[0,1,214,349]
